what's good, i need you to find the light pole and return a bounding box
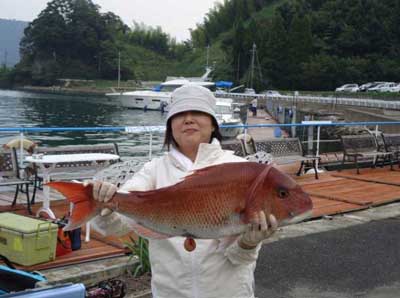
[117,51,121,89]
[1,49,8,68]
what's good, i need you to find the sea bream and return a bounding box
[48,162,313,251]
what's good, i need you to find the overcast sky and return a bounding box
[0,0,223,41]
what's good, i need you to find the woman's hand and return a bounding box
[238,212,278,249]
[83,180,117,216]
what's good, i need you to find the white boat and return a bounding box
[106,90,170,110]
[215,98,243,138]
[105,68,214,111]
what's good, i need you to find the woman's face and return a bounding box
[171,111,215,151]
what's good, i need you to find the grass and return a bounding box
[124,236,151,277]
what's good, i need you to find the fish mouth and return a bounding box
[280,210,313,226]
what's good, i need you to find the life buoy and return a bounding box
[3,138,37,153]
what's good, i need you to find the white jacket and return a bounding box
[93,140,261,298]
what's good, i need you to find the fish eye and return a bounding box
[278,188,288,199]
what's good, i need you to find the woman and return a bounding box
[89,84,277,298]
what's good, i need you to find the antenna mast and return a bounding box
[3,50,7,67]
[206,45,210,68]
[118,51,121,88]
[250,43,256,89]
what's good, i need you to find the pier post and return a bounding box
[304,116,314,155]
[291,106,296,137]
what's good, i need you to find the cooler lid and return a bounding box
[0,213,58,234]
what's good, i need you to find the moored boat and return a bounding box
[215,98,244,138]
[105,68,215,111]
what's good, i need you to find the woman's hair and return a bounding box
[163,115,222,150]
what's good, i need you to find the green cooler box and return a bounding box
[0,212,58,266]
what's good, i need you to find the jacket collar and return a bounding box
[168,139,225,171]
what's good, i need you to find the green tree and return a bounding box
[262,13,289,89]
[286,15,313,88]
[16,0,130,83]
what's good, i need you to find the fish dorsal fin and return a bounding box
[243,164,273,223]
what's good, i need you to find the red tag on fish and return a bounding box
[184,238,196,252]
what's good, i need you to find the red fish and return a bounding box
[48,162,312,251]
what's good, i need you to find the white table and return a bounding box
[25,153,120,240]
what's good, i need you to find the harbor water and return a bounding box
[0,90,167,160]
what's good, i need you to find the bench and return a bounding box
[93,159,145,186]
[382,133,400,168]
[340,134,393,174]
[0,148,32,214]
[29,143,120,203]
[221,140,246,157]
[252,137,320,179]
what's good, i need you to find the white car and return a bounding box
[335,84,359,92]
[261,90,282,97]
[244,88,256,94]
[215,88,228,95]
[368,82,396,92]
[389,83,400,93]
[359,82,384,92]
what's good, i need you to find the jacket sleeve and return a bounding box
[91,159,158,236]
[224,240,262,266]
[119,158,158,192]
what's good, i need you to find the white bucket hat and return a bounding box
[166,84,218,123]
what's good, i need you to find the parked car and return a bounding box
[244,88,256,94]
[335,84,359,92]
[368,82,396,92]
[361,81,386,92]
[389,83,400,93]
[261,90,282,97]
[359,82,383,92]
[215,88,228,95]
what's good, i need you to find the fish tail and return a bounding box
[47,182,101,231]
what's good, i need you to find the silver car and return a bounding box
[335,84,359,92]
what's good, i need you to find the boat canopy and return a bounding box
[215,81,233,88]
[161,79,214,87]
[152,85,162,91]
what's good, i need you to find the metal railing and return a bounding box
[1,121,400,168]
[217,92,400,109]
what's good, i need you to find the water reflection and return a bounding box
[0,90,166,159]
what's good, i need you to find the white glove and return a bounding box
[83,180,117,216]
[239,212,278,249]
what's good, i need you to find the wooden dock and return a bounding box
[1,164,399,271]
[1,109,399,270]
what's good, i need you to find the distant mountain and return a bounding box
[0,19,28,67]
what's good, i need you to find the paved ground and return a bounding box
[255,203,400,298]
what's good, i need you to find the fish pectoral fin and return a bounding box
[244,165,273,222]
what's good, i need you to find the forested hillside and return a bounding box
[7,0,400,91]
[191,0,400,90]
[0,19,28,67]
[11,0,199,86]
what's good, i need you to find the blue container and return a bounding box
[1,283,85,298]
[69,228,82,251]
[0,265,46,294]
[274,127,282,138]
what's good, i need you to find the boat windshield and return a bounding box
[215,105,232,115]
[161,85,181,92]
